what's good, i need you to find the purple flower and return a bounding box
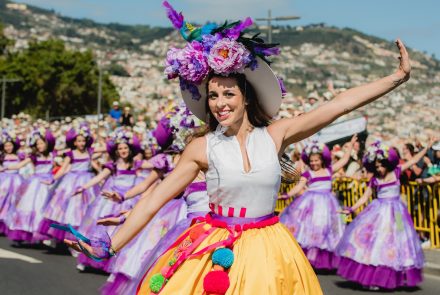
[179,78,201,101]
[164,47,183,79]
[201,33,222,53]
[165,42,210,84]
[179,42,210,83]
[208,38,251,75]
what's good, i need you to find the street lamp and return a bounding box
[97,65,102,120]
[1,77,22,120]
[256,10,300,43]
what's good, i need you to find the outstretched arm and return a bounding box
[53,157,72,181]
[401,138,434,172]
[340,186,373,214]
[3,158,32,171]
[79,168,112,191]
[66,136,207,253]
[102,170,161,202]
[332,134,357,172]
[281,177,307,199]
[269,40,410,151]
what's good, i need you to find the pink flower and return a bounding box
[208,38,251,75]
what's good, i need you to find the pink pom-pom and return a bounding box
[161,265,171,277]
[203,271,230,294]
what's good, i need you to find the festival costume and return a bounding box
[39,148,99,241]
[136,127,322,294]
[101,181,209,295]
[6,154,55,242]
[76,161,140,271]
[336,142,424,289]
[279,167,345,270]
[0,158,24,234]
[336,166,424,289]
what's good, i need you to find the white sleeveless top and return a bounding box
[206,127,281,218]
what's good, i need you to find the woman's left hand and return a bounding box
[395,39,411,83]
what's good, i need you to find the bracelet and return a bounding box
[343,206,354,213]
[120,193,126,203]
[108,245,117,257]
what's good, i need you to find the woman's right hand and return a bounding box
[64,239,95,256]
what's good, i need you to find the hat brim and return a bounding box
[181,57,282,122]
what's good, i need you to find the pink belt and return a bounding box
[145,212,279,294]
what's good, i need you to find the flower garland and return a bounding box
[304,141,326,157]
[162,1,282,100]
[364,141,390,163]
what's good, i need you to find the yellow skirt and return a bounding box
[137,219,323,295]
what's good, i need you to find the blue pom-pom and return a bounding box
[212,248,234,269]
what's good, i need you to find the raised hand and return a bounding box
[394,39,411,84]
[349,134,358,147]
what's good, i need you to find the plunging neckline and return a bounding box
[232,131,253,174]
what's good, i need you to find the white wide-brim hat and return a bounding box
[181,57,282,122]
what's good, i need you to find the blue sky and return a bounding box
[16,0,440,58]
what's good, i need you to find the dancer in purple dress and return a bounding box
[100,177,209,295]
[336,139,433,289]
[98,105,204,295]
[0,131,24,234]
[74,129,141,271]
[5,128,56,243]
[39,125,101,243]
[279,135,356,270]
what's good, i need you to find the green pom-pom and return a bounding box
[168,257,176,266]
[149,273,165,293]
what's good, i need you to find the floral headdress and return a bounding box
[151,102,203,153]
[362,141,399,172]
[0,130,20,152]
[65,124,94,149]
[301,141,332,168]
[106,128,140,156]
[162,1,284,121]
[26,127,55,152]
[167,103,203,152]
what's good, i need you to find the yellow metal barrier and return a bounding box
[277,179,440,249]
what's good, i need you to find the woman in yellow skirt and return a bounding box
[65,2,411,294]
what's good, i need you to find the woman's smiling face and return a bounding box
[207,76,246,128]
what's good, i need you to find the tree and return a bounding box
[0,39,119,117]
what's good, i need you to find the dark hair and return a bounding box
[32,136,51,158]
[373,158,395,178]
[204,73,271,131]
[110,142,134,168]
[405,143,415,156]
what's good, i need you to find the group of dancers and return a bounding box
[0,1,428,294]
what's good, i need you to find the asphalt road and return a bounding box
[1,236,439,295]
